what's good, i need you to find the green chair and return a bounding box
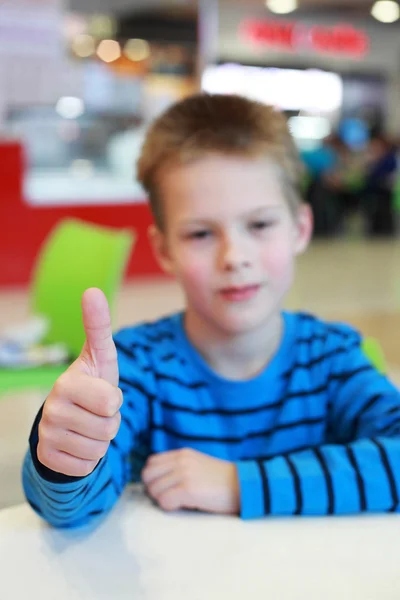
[362,337,388,375]
[0,218,134,395]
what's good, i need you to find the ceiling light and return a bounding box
[71,34,95,58]
[371,0,400,23]
[96,39,121,63]
[56,97,85,119]
[266,0,298,15]
[124,39,150,62]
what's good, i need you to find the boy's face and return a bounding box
[150,154,312,336]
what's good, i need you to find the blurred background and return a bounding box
[0,0,400,509]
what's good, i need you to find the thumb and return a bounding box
[79,288,119,387]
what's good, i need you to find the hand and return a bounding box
[142,449,240,515]
[37,288,122,477]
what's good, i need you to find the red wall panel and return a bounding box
[0,142,163,286]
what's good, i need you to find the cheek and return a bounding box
[260,236,294,280]
[174,248,212,293]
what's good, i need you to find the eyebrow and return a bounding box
[179,205,284,227]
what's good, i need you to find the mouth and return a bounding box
[219,284,261,302]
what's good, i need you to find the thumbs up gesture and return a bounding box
[37,289,122,477]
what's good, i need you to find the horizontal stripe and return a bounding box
[298,313,359,339]
[282,342,360,377]
[351,394,384,438]
[143,332,175,343]
[329,365,373,384]
[120,377,155,400]
[295,334,328,345]
[152,416,325,444]
[241,443,316,461]
[380,420,400,436]
[114,341,143,359]
[121,373,206,391]
[124,380,327,417]
[27,472,88,507]
[154,372,206,388]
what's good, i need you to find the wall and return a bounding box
[0,142,163,287]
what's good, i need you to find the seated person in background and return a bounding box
[363,134,398,236]
[23,94,400,528]
[303,134,349,236]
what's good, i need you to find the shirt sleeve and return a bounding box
[22,330,154,528]
[236,330,400,520]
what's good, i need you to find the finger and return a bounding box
[146,450,185,465]
[142,454,179,485]
[80,288,119,386]
[41,427,109,462]
[157,485,192,512]
[55,372,122,417]
[146,471,182,500]
[37,446,98,478]
[42,401,121,442]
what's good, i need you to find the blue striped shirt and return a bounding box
[22,311,400,527]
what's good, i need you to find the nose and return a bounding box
[219,234,251,272]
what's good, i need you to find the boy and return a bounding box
[23,94,400,528]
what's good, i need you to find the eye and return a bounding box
[187,230,212,240]
[250,220,275,231]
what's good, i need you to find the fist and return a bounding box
[37,288,122,477]
[142,449,240,516]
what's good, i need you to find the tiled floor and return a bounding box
[0,238,399,510]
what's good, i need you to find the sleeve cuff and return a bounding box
[236,460,266,520]
[236,457,298,519]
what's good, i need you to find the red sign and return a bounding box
[240,19,370,59]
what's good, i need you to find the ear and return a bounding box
[148,225,175,276]
[294,203,313,255]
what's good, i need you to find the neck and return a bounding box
[184,310,283,381]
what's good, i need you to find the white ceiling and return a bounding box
[67,0,375,15]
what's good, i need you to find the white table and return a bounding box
[1,486,400,600]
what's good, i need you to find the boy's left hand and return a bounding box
[142,449,240,515]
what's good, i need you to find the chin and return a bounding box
[214,310,273,336]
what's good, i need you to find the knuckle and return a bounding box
[95,441,109,460]
[52,373,71,398]
[101,419,114,441]
[146,481,156,498]
[98,396,113,418]
[112,412,122,437]
[182,480,193,494]
[159,494,175,512]
[41,401,59,427]
[37,445,57,471]
[38,422,52,446]
[102,415,120,440]
[182,464,192,479]
[117,387,124,410]
[79,460,97,477]
[98,386,120,417]
[182,478,196,497]
[179,449,192,467]
[141,469,150,485]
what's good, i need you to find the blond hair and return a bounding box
[137,93,304,229]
